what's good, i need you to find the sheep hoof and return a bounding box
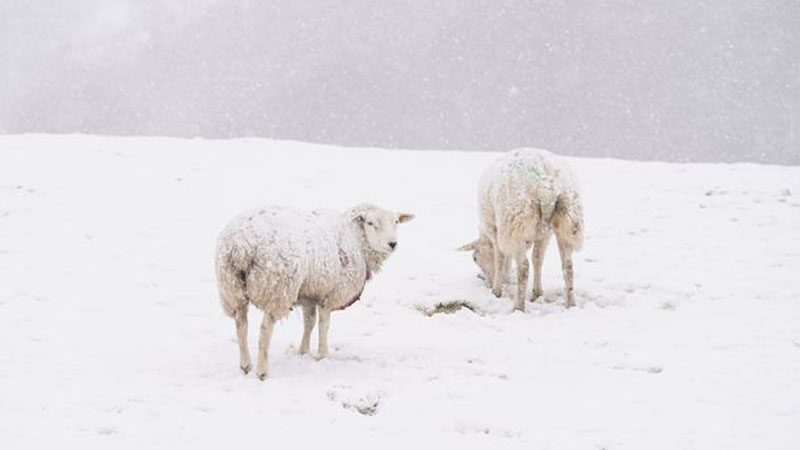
[256,372,267,381]
[240,363,252,374]
[492,288,502,298]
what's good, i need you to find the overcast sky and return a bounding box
[1,0,797,163]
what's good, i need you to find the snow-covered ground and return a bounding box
[1,135,798,449]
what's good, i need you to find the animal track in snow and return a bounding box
[326,385,382,416]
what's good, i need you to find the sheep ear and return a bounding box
[457,240,479,251]
[397,213,415,223]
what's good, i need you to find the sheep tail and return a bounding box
[217,239,254,316]
[553,191,584,251]
[538,183,559,222]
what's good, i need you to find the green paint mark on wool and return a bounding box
[525,163,543,183]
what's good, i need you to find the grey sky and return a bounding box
[1,0,798,163]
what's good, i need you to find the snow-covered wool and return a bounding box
[215,203,413,379]
[459,148,584,310]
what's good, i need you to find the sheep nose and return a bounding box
[389,241,397,249]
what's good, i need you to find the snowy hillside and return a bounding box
[1,135,798,449]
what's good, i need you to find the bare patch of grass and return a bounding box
[418,300,479,316]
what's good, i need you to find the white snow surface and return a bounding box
[0,135,799,449]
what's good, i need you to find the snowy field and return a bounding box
[1,135,799,449]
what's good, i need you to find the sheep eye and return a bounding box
[367,221,375,227]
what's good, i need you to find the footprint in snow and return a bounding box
[327,385,382,416]
[454,422,523,438]
[613,363,663,374]
[97,427,116,436]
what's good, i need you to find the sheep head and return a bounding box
[457,236,495,286]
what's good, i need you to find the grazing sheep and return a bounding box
[459,148,584,310]
[215,204,414,380]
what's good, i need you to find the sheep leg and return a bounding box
[255,313,276,380]
[317,306,331,359]
[556,238,576,308]
[532,235,550,300]
[234,305,252,374]
[492,246,508,298]
[299,304,316,355]
[514,252,529,312]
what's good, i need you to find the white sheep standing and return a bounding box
[215,203,414,379]
[459,148,584,310]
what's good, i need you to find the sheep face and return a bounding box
[354,206,414,253]
[458,237,495,285]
